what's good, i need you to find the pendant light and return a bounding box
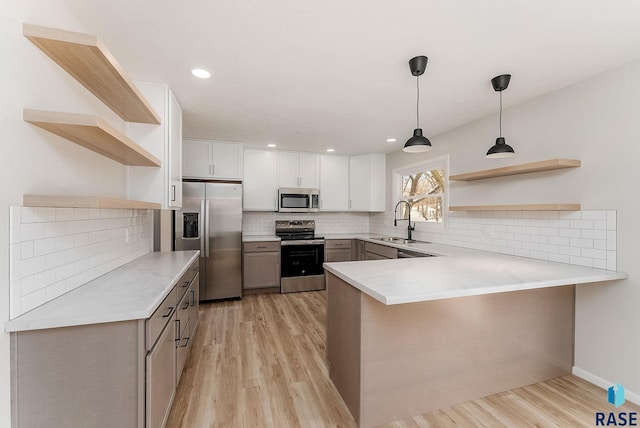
[403,56,432,153]
[486,74,514,158]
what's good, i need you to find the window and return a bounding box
[393,155,448,227]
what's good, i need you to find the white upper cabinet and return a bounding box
[182,139,243,180]
[127,81,183,209]
[319,155,349,211]
[277,152,320,189]
[243,149,278,211]
[349,153,386,212]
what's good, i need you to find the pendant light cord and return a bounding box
[499,90,502,137]
[416,75,420,128]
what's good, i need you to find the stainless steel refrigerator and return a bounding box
[174,181,242,301]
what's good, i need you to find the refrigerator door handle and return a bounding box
[200,199,206,256]
[205,199,210,258]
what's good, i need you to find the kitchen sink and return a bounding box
[371,236,423,244]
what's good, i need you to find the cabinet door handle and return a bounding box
[212,164,215,175]
[349,200,352,209]
[182,300,190,310]
[180,337,190,348]
[182,281,189,288]
[190,290,195,306]
[162,306,174,318]
[175,319,181,341]
[171,185,176,202]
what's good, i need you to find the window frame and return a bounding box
[392,155,449,232]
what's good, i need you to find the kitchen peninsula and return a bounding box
[323,242,627,428]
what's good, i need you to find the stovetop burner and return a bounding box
[275,220,322,241]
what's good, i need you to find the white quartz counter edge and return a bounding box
[324,244,627,305]
[242,235,281,242]
[5,250,200,333]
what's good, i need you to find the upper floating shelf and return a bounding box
[449,158,581,181]
[23,23,161,124]
[24,109,161,167]
[23,195,161,210]
[449,204,581,211]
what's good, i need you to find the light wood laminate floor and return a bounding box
[166,291,639,427]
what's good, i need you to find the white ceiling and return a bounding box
[62,0,640,155]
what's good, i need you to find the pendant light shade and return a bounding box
[403,56,432,153]
[486,137,514,158]
[486,74,514,158]
[404,128,431,153]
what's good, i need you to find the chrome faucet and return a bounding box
[393,200,415,240]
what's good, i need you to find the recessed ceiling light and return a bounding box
[386,138,397,143]
[267,144,277,148]
[326,148,335,152]
[191,68,211,79]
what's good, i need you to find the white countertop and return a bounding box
[324,239,627,305]
[242,235,281,242]
[5,250,200,333]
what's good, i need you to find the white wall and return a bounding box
[379,59,640,400]
[1,2,133,425]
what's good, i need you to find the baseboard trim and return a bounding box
[573,366,640,406]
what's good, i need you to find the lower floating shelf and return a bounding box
[449,204,581,212]
[23,195,161,210]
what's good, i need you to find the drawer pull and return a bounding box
[256,246,267,249]
[162,307,174,318]
[190,290,195,306]
[179,337,190,348]
[182,281,189,288]
[182,301,190,310]
[175,319,181,341]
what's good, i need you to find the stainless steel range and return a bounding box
[276,220,325,293]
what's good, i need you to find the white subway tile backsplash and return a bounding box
[33,207,56,223]
[569,238,593,249]
[607,211,616,230]
[21,289,46,314]
[21,207,34,224]
[570,256,594,268]
[539,227,559,237]
[369,208,617,272]
[21,223,46,241]
[582,248,607,260]
[581,211,607,220]
[607,231,616,250]
[593,220,607,230]
[581,229,606,240]
[559,228,581,238]
[549,236,570,246]
[559,246,581,256]
[56,208,75,221]
[570,219,593,229]
[594,240,607,250]
[8,206,152,319]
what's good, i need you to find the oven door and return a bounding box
[280,242,325,277]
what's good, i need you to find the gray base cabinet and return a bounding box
[10,259,199,428]
[364,241,398,260]
[243,241,281,290]
[325,239,353,262]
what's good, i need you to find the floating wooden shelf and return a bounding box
[23,195,160,210]
[449,159,581,181]
[23,23,160,124]
[449,204,581,212]
[24,109,161,167]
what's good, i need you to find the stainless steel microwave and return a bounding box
[278,188,320,212]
